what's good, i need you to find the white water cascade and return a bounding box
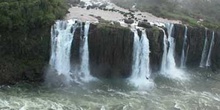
[49,20,96,84]
[79,21,95,82]
[200,29,209,68]
[160,23,187,80]
[206,31,215,67]
[180,26,188,68]
[49,19,77,82]
[160,29,168,74]
[129,29,154,90]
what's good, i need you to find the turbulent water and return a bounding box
[1,70,220,110]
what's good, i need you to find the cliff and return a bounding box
[0,21,220,84]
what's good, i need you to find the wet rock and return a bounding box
[68,0,81,6]
[146,27,164,72]
[187,26,207,67]
[173,24,185,67]
[124,19,134,24]
[138,21,152,28]
[212,31,220,71]
[88,24,133,78]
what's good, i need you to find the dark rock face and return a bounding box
[71,23,133,78]
[138,22,152,29]
[173,25,220,70]
[212,32,220,71]
[173,24,185,67]
[124,19,134,24]
[184,26,205,67]
[146,27,164,72]
[88,24,133,78]
[67,0,81,6]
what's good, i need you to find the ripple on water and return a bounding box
[1,71,220,110]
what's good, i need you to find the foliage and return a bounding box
[0,0,68,31]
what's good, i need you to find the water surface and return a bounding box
[0,70,220,110]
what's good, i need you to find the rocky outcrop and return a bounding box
[67,0,81,6]
[146,27,164,72]
[124,19,134,24]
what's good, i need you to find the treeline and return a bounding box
[0,0,68,31]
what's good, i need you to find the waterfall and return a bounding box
[166,24,176,72]
[160,23,187,80]
[160,29,168,74]
[206,31,215,67]
[180,26,188,68]
[49,19,77,82]
[48,20,96,85]
[129,29,154,90]
[130,29,141,79]
[79,21,95,82]
[139,30,151,79]
[200,29,209,68]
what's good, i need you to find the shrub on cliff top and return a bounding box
[0,0,67,31]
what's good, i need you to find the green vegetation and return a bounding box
[0,0,68,84]
[0,0,68,31]
[111,0,220,30]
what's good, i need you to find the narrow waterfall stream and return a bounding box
[200,29,209,68]
[79,21,95,82]
[180,26,188,68]
[129,29,154,90]
[160,29,168,75]
[206,31,215,67]
[166,23,176,71]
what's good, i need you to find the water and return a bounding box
[48,20,95,85]
[79,21,95,82]
[160,29,168,75]
[206,31,215,67]
[129,29,154,90]
[1,70,220,110]
[180,26,188,68]
[160,24,187,80]
[166,23,176,72]
[49,19,77,83]
[200,29,208,68]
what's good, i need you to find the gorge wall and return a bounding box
[0,21,220,85]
